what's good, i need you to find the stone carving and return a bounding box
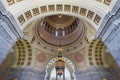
[94,15,101,25]
[40,6,47,13]
[87,10,95,20]
[16,4,102,26]
[24,10,32,20]
[48,5,55,12]
[72,6,79,13]
[56,4,63,11]
[64,5,71,12]
[32,8,40,16]
[7,0,23,5]
[80,8,87,16]
[17,15,25,25]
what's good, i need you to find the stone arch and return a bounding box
[12,39,33,68]
[4,0,110,30]
[75,39,118,80]
[45,57,75,80]
[4,39,46,80]
[87,39,107,66]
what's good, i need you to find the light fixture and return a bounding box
[55,47,65,76]
[54,38,65,80]
[55,59,65,76]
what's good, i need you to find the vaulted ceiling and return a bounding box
[0,0,120,80]
[1,0,118,30]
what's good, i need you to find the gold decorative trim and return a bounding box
[87,10,95,20]
[48,5,55,12]
[17,5,101,26]
[24,10,32,20]
[40,6,47,13]
[56,4,63,11]
[64,5,71,12]
[72,6,79,13]
[94,15,101,25]
[17,15,25,25]
[80,8,87,16]
[32,8,40,16]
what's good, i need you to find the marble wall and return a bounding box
[75,67,117,80]
[0,52,13,80]
[4,68,46,80]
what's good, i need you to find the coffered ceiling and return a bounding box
[0,0,118,30]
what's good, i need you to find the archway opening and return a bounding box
[50,67,71,80]
[45,57,75,80]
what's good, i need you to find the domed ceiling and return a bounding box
[45,15,75,29]
[35,15,84,46]
[23,14,95,55]
[0,1,120,80]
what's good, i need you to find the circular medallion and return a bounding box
[37,53,46,62]
[75,53,83,62]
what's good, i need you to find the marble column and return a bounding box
[96,0,120,67]
[0,2,23,64]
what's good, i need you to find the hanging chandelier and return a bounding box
[55,48,65,77]
[54,34,66,80]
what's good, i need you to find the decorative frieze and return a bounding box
[17,4,102,26]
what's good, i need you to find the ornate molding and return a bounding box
[96,0,120,39]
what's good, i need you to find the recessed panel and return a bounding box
[56,4,63,11]
[32,8,40,16]
[80,8,87,16]
[24,10,32,20]
[17,15,25,25]
[40,6,47,13]
[87,10,95,20]
[48,5,55,12]
[72,6,79,13]
[64,5,71,12]
[94,15,101,25]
